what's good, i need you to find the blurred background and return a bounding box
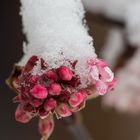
[1,0,140,140]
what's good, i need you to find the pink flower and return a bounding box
[88,58,116,95]
[39,116,54,138]
[15,105,32,123]
[58,66,73,81]
[30,85,48,99]
[44,98,57,112]
[48,83,62,95]
[11,55,115,140]
[69,92,86,108]
[44,70,58,81]
[56,103,72,117]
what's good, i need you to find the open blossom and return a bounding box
[88,58,117,95]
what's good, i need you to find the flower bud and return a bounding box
[88,58,116,95]
[49,83,62,95]
[58,66,73,81]
[39,116,54,138]
[69,92,85,108]
[31,85,48,99]
[44,98,57,112]
[44,70,58,81]
[15,105,32,123]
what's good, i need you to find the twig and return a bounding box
[62,113,93,140]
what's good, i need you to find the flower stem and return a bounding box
[62,113,93,140]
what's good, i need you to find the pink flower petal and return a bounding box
[99,66,114,82]
[56,103,72,117]
[96,59,108,67]
[15,105,32,123]
[69,92,86,108]
[30,85,48,99]
[108,78,117,91]
[96,80,108,95]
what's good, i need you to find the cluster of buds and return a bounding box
[9,56,116,139]
[12,56,88,139]
[88,58,117,95]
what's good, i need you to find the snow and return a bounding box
[82,0,140,47]
[19,0,97,87]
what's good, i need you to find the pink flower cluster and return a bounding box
[12,56,116,139]
[88,58,117,95]
[13,56,87,137]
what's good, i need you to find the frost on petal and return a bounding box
[39,116,55,139]
[30,85,48,99]
[15,105,32,123]
[29,75,39,84]
[55,103,72,118]
[87,57,97,65]
[23,56,38,73]
[69,92,86,108]
[96,80,108,95]
[90,65,99,81]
